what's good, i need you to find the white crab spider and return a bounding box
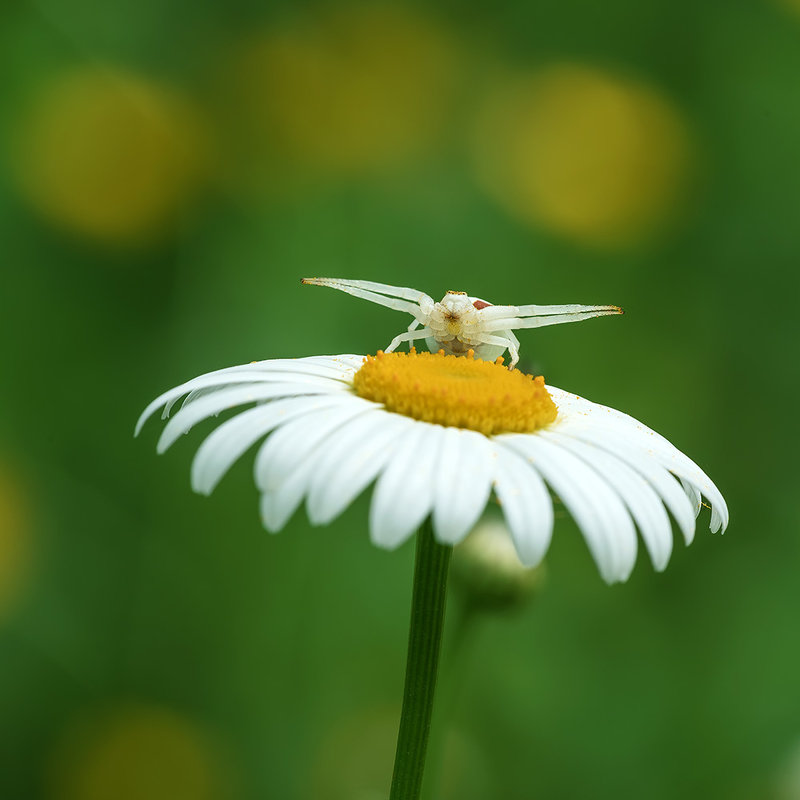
[301,277,622,370]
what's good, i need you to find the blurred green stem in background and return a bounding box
[389,519,452,800]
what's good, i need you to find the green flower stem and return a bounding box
[389,518,452,800]
[420,595,480,800]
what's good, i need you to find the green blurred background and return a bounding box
[1,0,799,798]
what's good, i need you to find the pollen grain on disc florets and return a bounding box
[352,349,557,435]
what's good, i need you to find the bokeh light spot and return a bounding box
[0,462,33,624]
[775,0,800,17]
[471,63,693,248]
[47,705,232,800]
[12,66,207,245]
[229,5,458,176]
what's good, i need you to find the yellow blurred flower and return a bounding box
[775,0,800,17]
[12,66,207,245]
[47,704,232,800]
[471,63,693,248]
[0,462,32,624]
[227,5,458,177]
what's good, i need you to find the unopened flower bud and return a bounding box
[451,516,545,612]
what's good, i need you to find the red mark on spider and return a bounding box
[473,300,492,310]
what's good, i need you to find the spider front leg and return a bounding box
[506,331,521,367]
[385,327,435,354]
[473,333,519,369]
[302,277,435,319]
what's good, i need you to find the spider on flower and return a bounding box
[302,277,622,370]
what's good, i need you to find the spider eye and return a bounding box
[473,300,492,310]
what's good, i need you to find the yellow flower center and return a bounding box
[352,349,558,435]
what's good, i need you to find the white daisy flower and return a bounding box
[136,346,728,584]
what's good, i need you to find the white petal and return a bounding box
[232,355,360,380]
[156,382,349,454]
[303,354,366,370]
[255,402,381,530]
[551,387,729,534]
[680,478,702,517]
[551,388,691,460]
[136,357,359,435]
[305,412,414,526]
[540,431,673,572]
[550,424,698,545]
[190,394,354,495]
[264,356,360,377]
[260,458,318,532]
[139,372,279,434]
[432,428,495,545]
[369,423,445,550]
[492,444,553,568]
[172,372,342,417]
[260,491,288,533]
[177,386,229,415]
[253,399,378,492]
[500,434,638,584]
